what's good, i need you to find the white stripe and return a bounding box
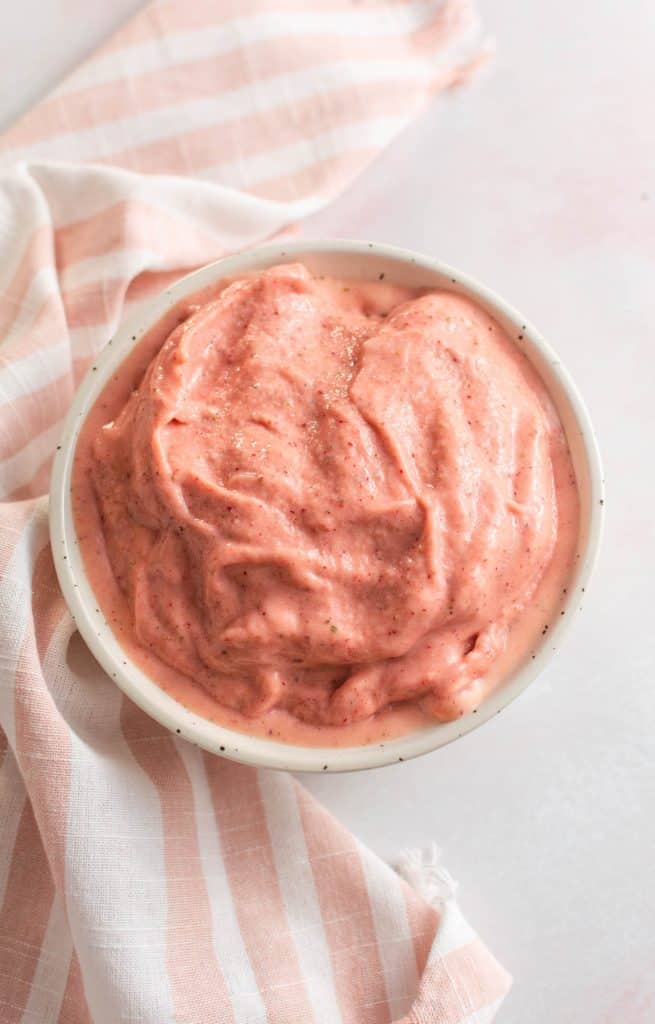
[26,162,328,236]
[0,265,60,351]
[19,893,73,1024]
[259,771,342,1024]
[0,749,27,907]
[59,247,164,292]
[0,173,50,296]
[53,3,444,95]
[0,342,71,406]
[66,268,213,361]
[426,901,476,960]
[66,285,196,365]
[0,420,62,497]
[65,275,178,364]
[359,848,420,1017]
[10,60,425,166]
[59,628,176,1024]
[175,742,267,1023]
[0,205,300,373]
[200,114,408,189]
[68,321,118,362]
[0,512,47,905]
[0,510,45,748]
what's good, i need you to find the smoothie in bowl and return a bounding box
[51,241,602,770]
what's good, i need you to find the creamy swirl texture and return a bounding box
[79,263,576,732]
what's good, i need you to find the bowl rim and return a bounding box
[49,238,604,772]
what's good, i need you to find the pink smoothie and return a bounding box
[72,263,579,747]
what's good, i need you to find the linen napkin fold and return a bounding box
[0,2,510,1021]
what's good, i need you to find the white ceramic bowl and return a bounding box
[50,240,604,772]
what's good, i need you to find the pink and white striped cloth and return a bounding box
[0,2,511,1021]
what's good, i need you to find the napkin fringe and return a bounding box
[394,842,458,910]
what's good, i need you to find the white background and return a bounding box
[1,2,653,1022]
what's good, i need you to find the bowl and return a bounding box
[49,239,604,772]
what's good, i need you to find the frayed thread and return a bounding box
[393,842,458,910]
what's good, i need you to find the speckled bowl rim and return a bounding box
[49,239,604,772]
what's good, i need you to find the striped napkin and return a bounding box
[0,2,511,1021]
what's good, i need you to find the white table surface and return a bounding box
[1,2,653,1022]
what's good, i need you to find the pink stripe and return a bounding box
[57,952,91,1024]
[61,277,127,331]
[0,267,201,490]
[0,292,68,372]
[55,199,224,269]
[6,11,458,151]
[295,782,391,1024]
[401,938,512,1024]
[7,455,55,502]
[31,546,67,663]
[2,266,177,359]
[120,701,235,1024]
[0,503,35,576]
[0,801,54,1024]
[204,756,316,1023]
[2,352,94,503]
[0,512,73,1023]
[0,203,219,373]
[13,546,72,886]
[61,267,196,332]
[0,212,318,399]
[124,267,203,304]
[402,882,441,980]
[101,0,432,54]
[99,79,422,177]
[0,377,73,462]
